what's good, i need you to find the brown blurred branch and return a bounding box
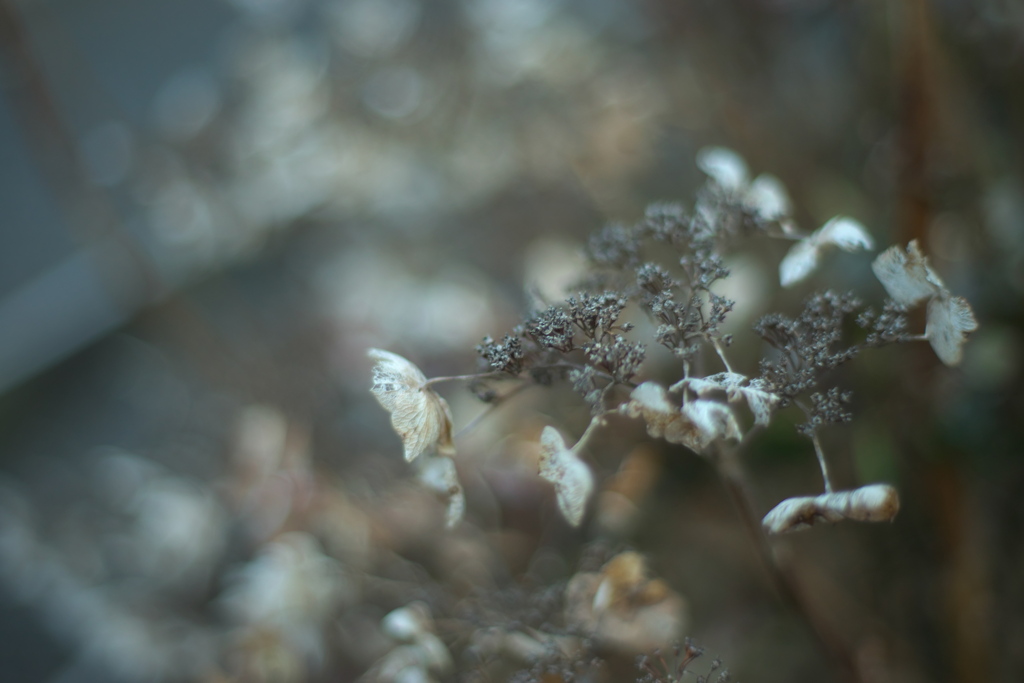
[0,0,159,299]
[714,444,862,683]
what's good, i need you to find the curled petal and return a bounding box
[762,484,900,534]
[539,427,594,527]
[624,383,742,453]
[815,216,874,252]
[369,349,455,461]
[926,294,978,366]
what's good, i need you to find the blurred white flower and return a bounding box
[672,372,781,427]
[131,476,226,586]
[538,426,594,527]
[369,349,456,461]
[762,483,900,534]
[221,532,349,632]
[872,240,978,365]
[377,602,452,682]
[779,216,874,287]
[564,551,687,654]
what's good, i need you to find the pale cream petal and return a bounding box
[926,294,979,366]
[624,384,741,453]
[779,238,821,288]
[369,349,455,461]
[622,382,680,441]
[696,147,748,193]
[762,484,900,534]
[539,427,594,527]
[815,216,874,251]
[681,399,742,449]
[823,484,900,522]
[871,240,942,306]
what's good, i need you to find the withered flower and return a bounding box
[369,349,456,461]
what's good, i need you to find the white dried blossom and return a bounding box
[681,399,743,449]
[672,372,781,427]
[762,483,900,534]
[622,382,742,453]
[415,454,465,528]
[871,241,978,366]
[369,349,455,461]
[779,216,874,287]
[538,426,594,527]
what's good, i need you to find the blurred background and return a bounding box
[0,0,1022,681]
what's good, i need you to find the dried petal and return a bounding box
[369,349,455,461]
[780,216,873,287]
[539,427,594,527]
[739,382,781,426]
[816,216,874,252]
[762,484,900,534]
[779,238,821,288]
[623,383,742,453]
[675,373,780,427]
[745,174,790,220]
[622,382,681,441]
[871,240,942,306]
[696,147,748,193]
[681,399,742,449]
[926,294,978,366]
[416,455,465,528]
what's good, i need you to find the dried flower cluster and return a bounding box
[368,146,978,541]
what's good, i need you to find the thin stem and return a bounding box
[424,371,509,387]
[712,338,734,373]
[572,413,606,453]
[453,382,532,439]
[793,399,835,493]
[810,431,834,493]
